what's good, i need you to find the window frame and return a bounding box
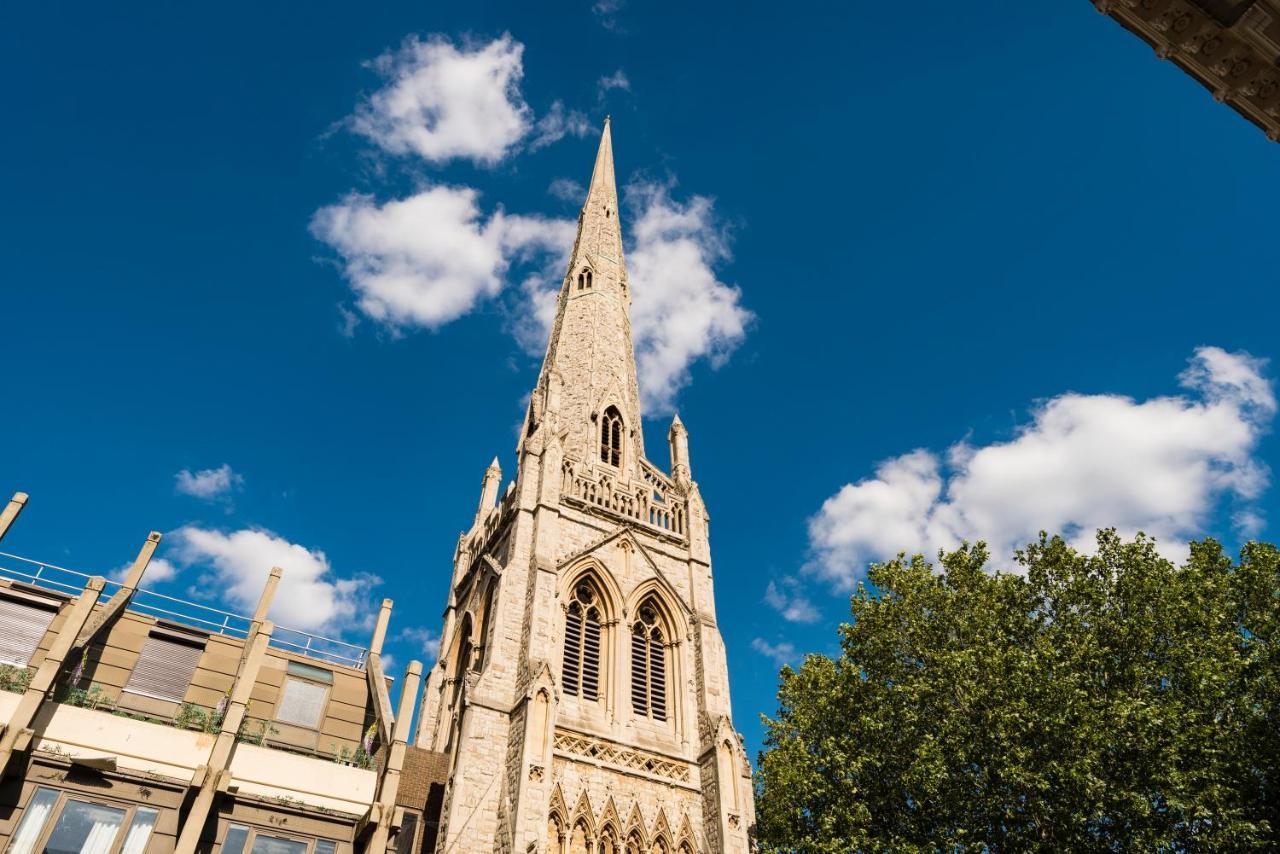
[8,785,160,854]
[599,406,623,468]
[218,821,343,854]
[272,661,333,731]
[0,590,60,668]
[121,627,207,705]
[561,581,604,705]
[629,601,672,725]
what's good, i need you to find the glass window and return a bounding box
[123,633,205,703]
[7,788,157,854]
[222,825,251,854]
[249,834,308,854]
[276,677,328,728]
[45,799,127,854]
[221,825,326,854]
[8,788,59,854]
[119,807,159,854]
[390,813,417,854]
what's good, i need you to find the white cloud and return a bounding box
[111,557,179,586]
[398,626,442,660]
[547,178,584,203]
[174,464,243,502]
[597,70,630,99]
[166,527,379,634]
[752,638,798,668]
[530,100,591,150]
[626,182,752,412]
[763,576,820,623]
[352,34,531,166]
[311,186,574,329]
[808,347,1275,589]
[350,34,590,166]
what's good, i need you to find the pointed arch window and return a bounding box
[562,581,602,702]
[600,406,623,467]
[630,601,667,721]
[577,268,593,291]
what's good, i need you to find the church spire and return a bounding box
[528,118,645,476]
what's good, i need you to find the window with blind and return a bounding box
[275,661,333,728]
[561,582,602,702]
[629,601,667,722]
[0,594,58,667]
[123,630,205,703]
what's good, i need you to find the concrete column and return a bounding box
[0,577,104,776]
[74,532,163,650]
[370,598,393,655]
[174,623,274,854]
[364,660,423,854]
[0,492,28,542]
[366,599,397,748]
[252,567,282,622]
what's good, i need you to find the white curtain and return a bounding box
[78,811,123,854]
[119,808,158,854]
[8,788,58,854]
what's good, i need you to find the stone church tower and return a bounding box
[414,119,754,854]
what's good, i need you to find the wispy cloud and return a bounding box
[110,557,179,586]
[808,347,1275,589]
[530,100,591,150]
[752,637,798,668]
[592,0,626,31]
[596,70,630,100]
[398,626,442,660]
[764,576,820,623]
[175,464,243,503]
[548,178,584,203]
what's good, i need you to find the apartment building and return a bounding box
[0,492,448,854]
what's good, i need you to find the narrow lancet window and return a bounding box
[601,406,623,467]
[562,582,602,701]
[630,602,667,721]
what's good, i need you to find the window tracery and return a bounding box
[600,406,623,467]
[630,600,667,721]
[562,581,603,702]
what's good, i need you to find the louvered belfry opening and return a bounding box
[630,601,667,722]
[600,406,623,467]
[562,582,601,702]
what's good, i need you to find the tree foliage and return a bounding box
[755,532,1279,852]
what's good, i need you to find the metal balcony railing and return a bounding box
[0,551,368,670]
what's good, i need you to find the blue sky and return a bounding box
[2,1,1278,761]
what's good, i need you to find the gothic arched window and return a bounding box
[630,600,667,721]
[477,579,497,669]
[600,406,623,467]
[576,268,593,291]
[562,581,602,702]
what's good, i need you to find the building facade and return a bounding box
[1092,0,1280,141]
[413,121,755,853]
[0,494,446,854]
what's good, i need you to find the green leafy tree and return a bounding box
[755,532,1279,852]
